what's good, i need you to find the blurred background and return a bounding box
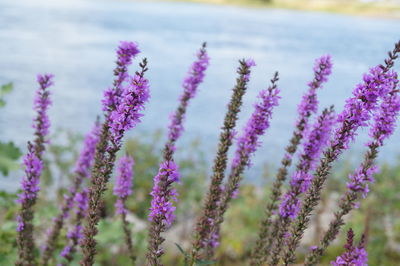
[0,0,400,265]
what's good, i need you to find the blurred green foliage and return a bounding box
[0,83,22,176]
[1,129,400,265]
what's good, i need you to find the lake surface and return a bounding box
[1,0,400,189]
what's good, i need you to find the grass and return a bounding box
[160,0,400,19]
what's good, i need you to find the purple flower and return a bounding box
[16,215,24,232]
[168,45,209,143]
[331,229,368,266]
[346,71,399,199]
[16,73,54,265]
[17,144,43,204]
[59,190,88,261]
[332,67,397,154]
[297,55,332,124]
[369,80,400,145]
[149,160,180,226]
[33,74,53,140]
[109,72,150,145]
[102,41,140,112]
[279,107,336,219]
[244,58,256,81]
[74,122,101,179]
[232,83,280,169]
[113,155,135,214]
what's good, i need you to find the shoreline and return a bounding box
[157,0,400,19]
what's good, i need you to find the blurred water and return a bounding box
[1,0,400,189]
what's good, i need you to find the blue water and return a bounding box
[1,0,400,190]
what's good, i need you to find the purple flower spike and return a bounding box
[59,190,89,264]
[109,70,150,145]
[268,107,336,265]
[18,145,43,204]
[168,43,209,144]
[244,58,256,81]
[298,55,332,123]
[114,155,135,214]
[33,74,53,140]
[331,229,368,266]
[251,55,333,266]
[304,69,400,266]
[282,56,400,266]
[102,41,140,112]
[232,77,281,170]
[41,121,101,264]
[149,160,180,226]
[17,73,54,265]
[279,107,336,219]
[332,67,397,153]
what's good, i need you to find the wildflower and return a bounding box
[41,121,100,265]
[304,66,399,266]
[189,59,254,264]
[59,190,89,265]
[282,41,400,265]
[207,72,281,256]
[331,229,368,266]
[114,155,135,214]
[16,73,53,266]
[146,43,209,265]
[251,55,333,265]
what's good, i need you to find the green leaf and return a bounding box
[175,243,189,258]
[0,82,13,108]
[1,82,13,94]
[0,141,22,176]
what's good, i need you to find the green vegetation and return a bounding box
[1,130,399,265]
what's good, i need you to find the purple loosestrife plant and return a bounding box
[330,229,368,266]
[102,41,140,112]
[113,155,136,263]
[168,42,209,144]
[188,59,255,265]
[251,55,333,266]
[58,189,89,266]
[80,51,150,265]
[281,41,400,265]
[41,121,101,265]
[304,70,400,266]
[206,72,281,257]
[16,74,53,266]
[268,107,336,265]
[146,43,209,266]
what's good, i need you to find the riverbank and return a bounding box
[162,0,400,19]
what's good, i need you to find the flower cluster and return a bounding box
[109,71,150,145]
[168,44,209,143]
[332,67,398,153]
[297,55,332,124]
[149,161,180,226]
[60,190,89,261]
[74,122,101,178]
[331,229,368,266]
[114,155,135,214]
[281,65,399,266]
[33,74,53,140]
[102,41,140,111]
[232,77,280,169]
[369,78,400,145]
[279,108,336,219]
[243,59,256,81]
[17,144,43,209]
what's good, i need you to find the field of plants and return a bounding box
[0,38,400,266]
